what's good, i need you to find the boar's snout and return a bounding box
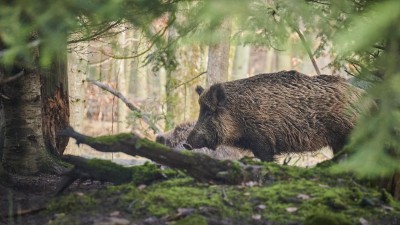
[186,131,216,151]
[155,134,171,147]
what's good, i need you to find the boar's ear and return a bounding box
[195,85,204,96]
[209,83,226,107]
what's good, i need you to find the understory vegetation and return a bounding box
[44,160,400,225]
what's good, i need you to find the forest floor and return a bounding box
[1,121,399,225]
[1,158,400,225]
[0,173,112,225]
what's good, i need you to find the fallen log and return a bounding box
[55,155,169,195]
[58,127,264,185]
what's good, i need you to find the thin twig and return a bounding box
[99,18,172,60]
[293,27,321,75]
[1,207,46,218]
[174,71,206,89]
[68,20,122,44]
[0,70,25,85]
[87,79,162,133]
[307,0,331,6]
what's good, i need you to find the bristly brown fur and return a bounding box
[186,70,363,162]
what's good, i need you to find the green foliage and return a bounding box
[332,0,400,177]
[0,0,176,67]
[335,1,400,55]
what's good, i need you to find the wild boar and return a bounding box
[185,70,362,162]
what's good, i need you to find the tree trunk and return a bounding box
[231,45,250,80]
[206,20,231,87]
[1,68,49,174]
[164,27,178,131]
[0,39,68,175]
[65,41,88,155]
[41,46,70,156]
[116,30,130,133]
[165,69,177,131]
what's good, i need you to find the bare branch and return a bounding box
[0,70,25,85]
[174,71,206,89]
[293,28,321,75]
[87,79,163,133]
[99,21,171,60]
[306,0,331,6]
[68,20,123,44]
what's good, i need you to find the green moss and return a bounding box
[86,158,132,183]
[138,138,171,150]
[48,214,81,225]
[47,194,98,213]
[135,181,235,217]
[179,149,196,156]
[303,212,352,225]
[87,133,133,144]
[130,162,179,185]
[84,159,180,185]
[173,214,208,225]
[380,189,396,206]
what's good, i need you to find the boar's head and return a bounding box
[156,121,196,148]
[185,84,239,151]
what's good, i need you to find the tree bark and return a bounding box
[206,20,231,87]
[41,49,70,156]
[1,67,49,174]
[0,37,68,175]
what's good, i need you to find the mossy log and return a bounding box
[58,127,263,185]
[56,155,168,194]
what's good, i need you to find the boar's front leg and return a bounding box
[252,147,275,162]
[242,138,276,162]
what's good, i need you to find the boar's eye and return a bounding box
[204,110,212,117]
[200,106,213,118]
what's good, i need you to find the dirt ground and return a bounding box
[0,173,112,225]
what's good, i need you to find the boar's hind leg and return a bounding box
[330,136,347,155]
